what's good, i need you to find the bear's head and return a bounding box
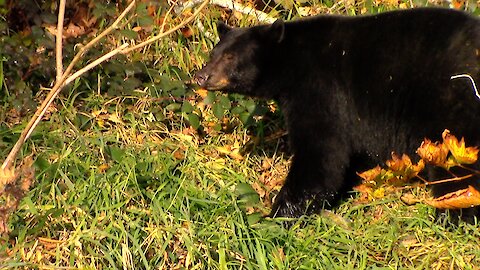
[195,20,285,97]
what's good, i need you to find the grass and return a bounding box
[1,1,480,269]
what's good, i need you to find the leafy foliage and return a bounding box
[357,130,480,209]
[1,0,480,269]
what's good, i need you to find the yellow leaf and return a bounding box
[372,187,385,199]
[216,146,243,160]
[108,114,124,124]
[424,185,480,209]
[0,167,16,193]
[98,164,109,173]
[195,88,208,98]
[442,129,479,164]
[353,184,374,202]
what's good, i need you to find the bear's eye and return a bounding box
[223,54,234,61]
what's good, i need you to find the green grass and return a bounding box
[2,91,480,269]
[1,1,480,269]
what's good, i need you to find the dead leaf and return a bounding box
[400,193,421,205]
[416,138,449,167]
[372,187,385,199]
[442,129,479,165]
[216,146,243,160]
[357,165,382,186]
[173,149,185,160]
[386,153,424,182]
[353,184,374,202]
[180,26,193,38]
[195,88,208,98]
[0,156,35,234]
[64,22,86,39]
[98,164,109,173]
[424,185,480,209]
[0,167,16,194]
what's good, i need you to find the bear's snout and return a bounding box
[194,70,209,87]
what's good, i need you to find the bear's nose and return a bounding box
[194,72,209,87]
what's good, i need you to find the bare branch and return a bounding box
[56,0,66,81]
[1,1,136,170]
[64,43,129,86]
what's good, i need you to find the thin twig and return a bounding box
[64,43,129,86]
[416,174,429,184]
[160,0,178,33]
[424,173,475,186]
[122,0,209,54]
[56,0,66,81]
[61,0,136,84]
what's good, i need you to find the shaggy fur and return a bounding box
[195,8,480,218]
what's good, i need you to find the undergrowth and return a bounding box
[1,0,480,269]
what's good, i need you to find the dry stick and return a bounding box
[64,44,129,86]
[1,0,136,171]
[160,0,177,34]
[56,0,66,81]
[122,0,210,54]
[424,173,475,186]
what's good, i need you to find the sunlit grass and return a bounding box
[1,1,480,269]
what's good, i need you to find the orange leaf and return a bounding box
[442,129,479,164]
[386,153,424,182]
[353,183,374,202]
[424,185,480,209]
[195,88,208,98]
[357,165,382,185]
[416,139,449,167]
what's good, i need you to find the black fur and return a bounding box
[195,8,480,218]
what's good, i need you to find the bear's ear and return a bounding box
[217,21,232,39]
[269,19,285,43]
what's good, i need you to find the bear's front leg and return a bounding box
[270,146,350,218]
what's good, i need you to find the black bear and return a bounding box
[195,8,480,218]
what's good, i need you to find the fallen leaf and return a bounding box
[195,88,208,98]
[0,167,16,193]
[400,193,421,205]
[353,184,374,202]
[180,26,193,38]
[0,156,35,234]
[216,146,243,160]
[424,185,480,209]
[98,164,109,173]
[373,187,385,199]
[173,149,185,160]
